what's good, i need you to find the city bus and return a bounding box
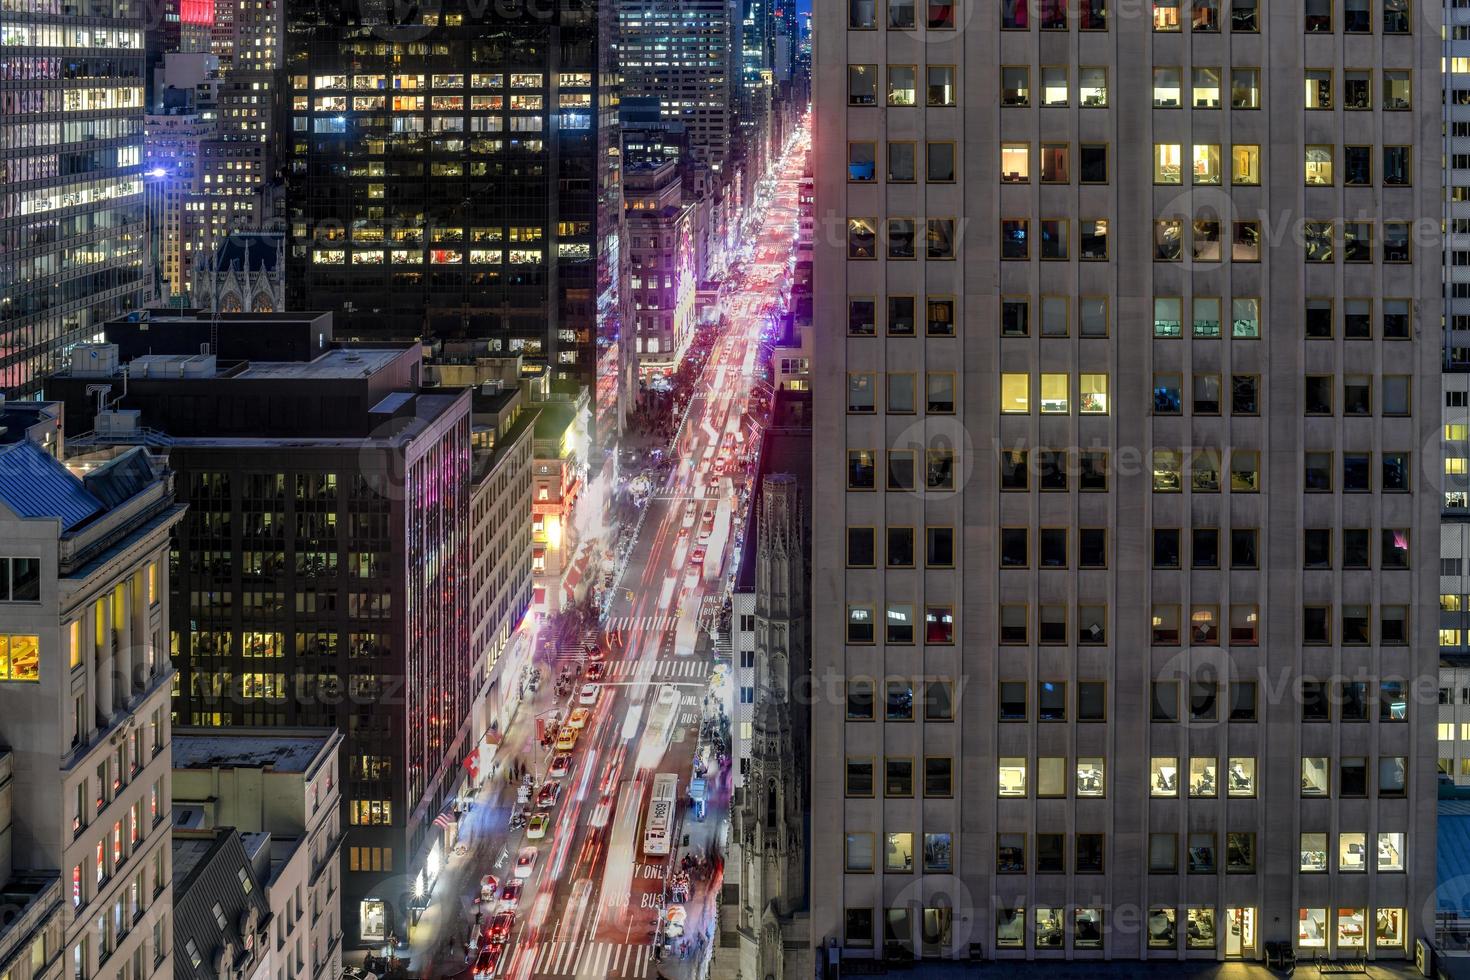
[642,773,679,856]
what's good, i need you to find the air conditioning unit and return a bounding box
[95,410,141,437]
[71,344,118,377]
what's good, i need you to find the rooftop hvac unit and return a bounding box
[70,344,118,378]
[95,410,141,437]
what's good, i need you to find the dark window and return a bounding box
[1231,375,1258,415]
[1339,681,1368,721]
[1229,681,1257,720]
[1305,375,1332,414]
[886,527,915,568]
[1038,450,1068,490]
[1038,681,1066,721]
[1001,299,1029,336]
[1076,834,1104,873]
[999,681,1027,720]
[1344,145,1371,185]
[847,527,876,566]
[1077,682,1106,721]
[1382,454,1409,492]
[1303,606,1330,644]
[1000,528,1028,567]
[1301,680,1329,721]
[1305,301,1333,338]
[1079,143,1108,182]
[925,527,954,567]
[1036,834,1065,873]
[1230,529,1258,568]
[1151,681,1178,721]
[1190,682,1218,721]
[1153,528,1180,568]
[1343,528,1370,568]
[1000,450,1028,490]
[1039,528,1067,568]
[1079,451,1108,490]
[887,296,916,336]
[1304,528,1331,568]
[924,757,953,797]
[1340,758,1367,797]
[1079,528,1107,568]
[848,299,877,336]
[1192,528,1219,568]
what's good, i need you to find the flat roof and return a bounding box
[233,349,402,379]
[172,731,333,773]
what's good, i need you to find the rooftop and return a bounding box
[0,401,61,447]
[171,833,222,890]
[232,348,402,380]
[0,440,105,532]
[172,729,336,774]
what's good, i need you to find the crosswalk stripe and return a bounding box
[522,941,667,977]
[603,615,681,633]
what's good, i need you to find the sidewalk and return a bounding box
[342,626,559,979]
[657,706,733,980]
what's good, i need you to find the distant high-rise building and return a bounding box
[284,0,628,437]
[734,0,774,179]
[0,0,148,394]
[145,0,281,306]
[619,0,733,171]
[812,0,1440,965]
[625,160,698,375]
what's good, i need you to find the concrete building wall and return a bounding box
[812,0,1441,963]
[0,487,180,980]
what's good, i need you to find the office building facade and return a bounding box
[0,0,148,394]
[619,0,733,171]
[0,440,181,980]
[283,0,624,404]
[812,0,1441,963]
[53,341,472,949]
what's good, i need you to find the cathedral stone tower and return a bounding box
[734,473,809,980]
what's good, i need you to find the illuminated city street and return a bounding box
[390,122,809,980]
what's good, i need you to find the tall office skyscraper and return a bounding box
[284,0,625,403]
[735,0,774,178]
[619,0,733,171]
[0,0,148,394]
[812,0,1440,963]
[1439,0,1470,782]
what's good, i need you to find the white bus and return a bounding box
[642,773,679,856]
